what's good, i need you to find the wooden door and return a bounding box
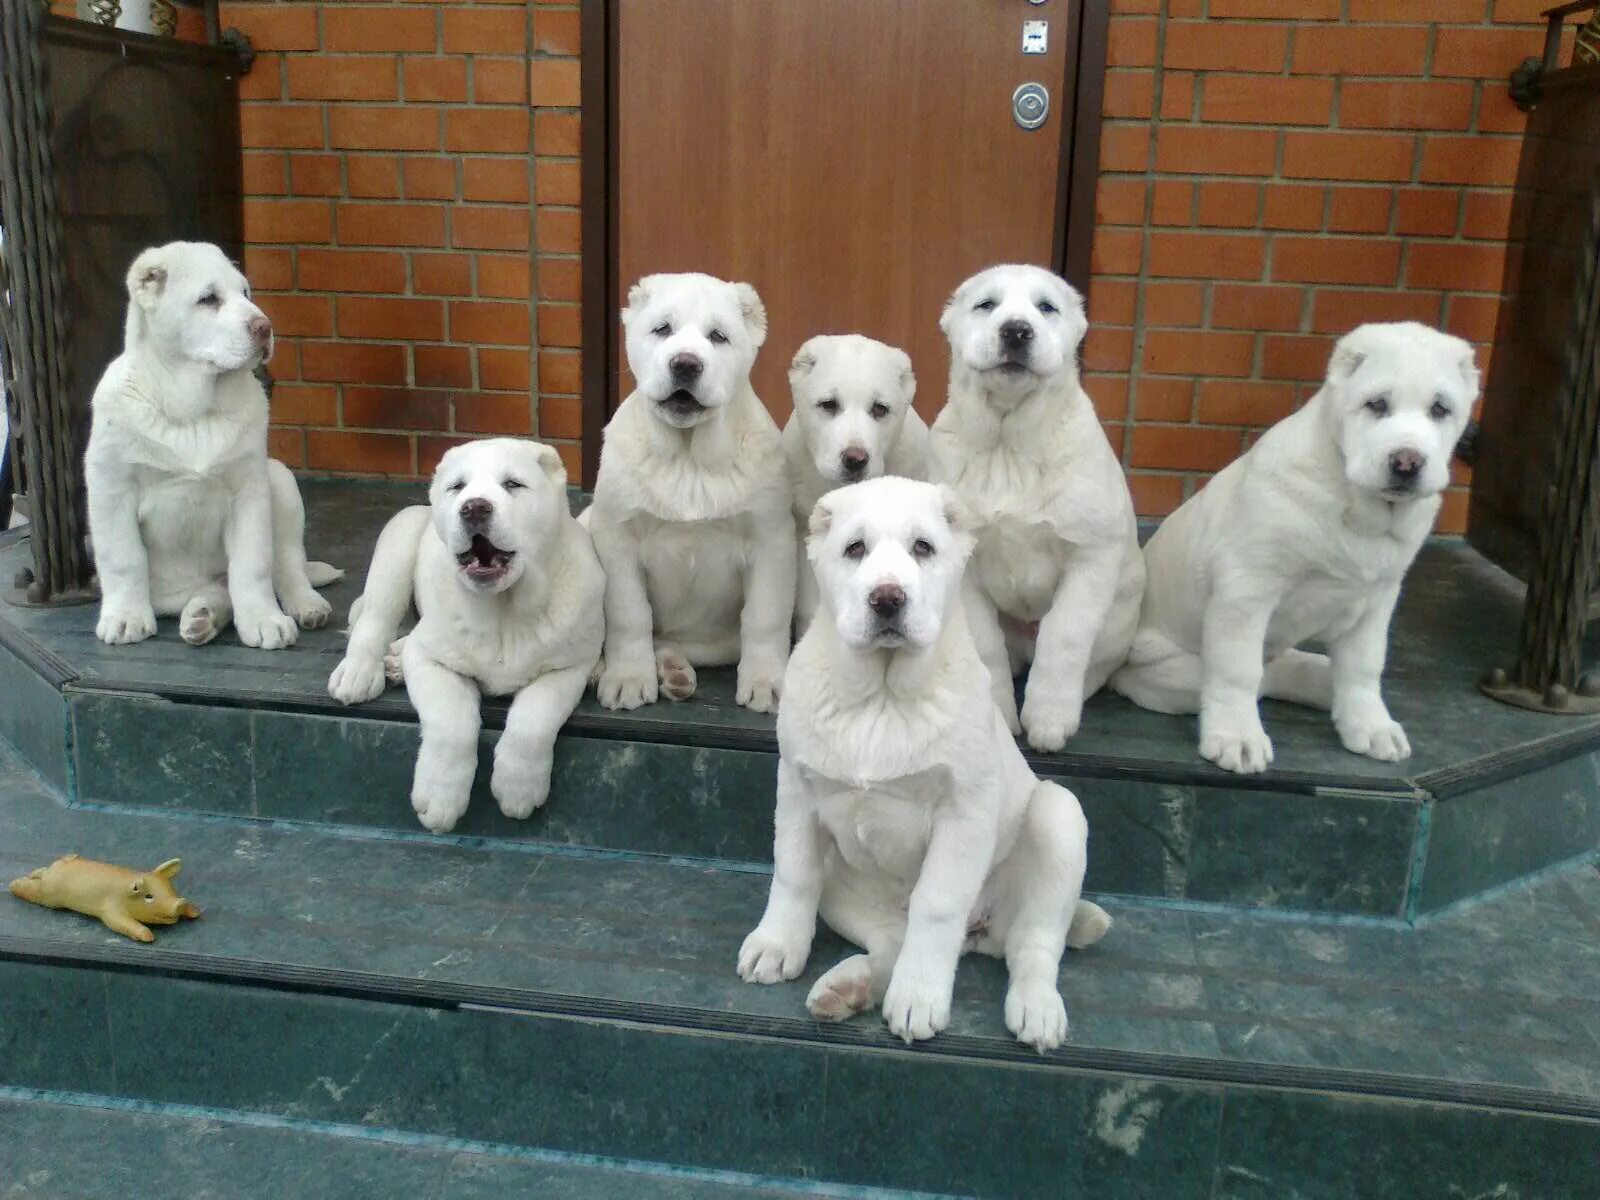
[614,0,1087,424]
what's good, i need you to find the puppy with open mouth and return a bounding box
[737,476,1111,1051]
[584,272,796,713]
[328,439,604,832]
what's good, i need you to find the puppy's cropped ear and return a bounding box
[893,348,916,404]
[734,282,767,348]
[805,496,834,562]
[1326,330,1369,385]
[789,342,818,386]
[530,441,568,487]
[938,485,977,558]
[1456,343,1481,400]
[938,284,965,337]
[1062,286,1089,354]
[126,247,168,311]
[620,277,653,329]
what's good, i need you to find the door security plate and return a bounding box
[1012,82,1049,130]
[1022,20,1048,54]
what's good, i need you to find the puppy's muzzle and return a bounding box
[460,497,493,527]
[1387,448,1425,492]
[868,583,906,619]
[840,447,870,480]
[669,353,704,385]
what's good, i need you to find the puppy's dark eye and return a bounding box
[708,329,729,346]
[869,402,890,420]
[447,481,466,493]
[197,292,221,308]
[912,539,934,559]
[844,539,866,560]
[1037,300,1058,315]
[1428,399,1452,421]
[1364,396,1390,418]
[502,478,525,491]
[651,322,672,338]
[817,399,841,416]
[973,299,997,313]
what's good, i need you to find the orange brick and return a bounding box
[1130,425,1246,471]
[335,202,445,247]
[534,7,580,56]
[455,393,534,436]
[534,111,581,157]
[1097,178,1145,227]
[1128,473,1186,518]
[1155,127,1277,176]
[240,106,324,150]
[538,258,582,303]
[337,296,445,341]
[478,255,532,299]
[1461,191,1515,240]
[1445,295,1503,344]
[266,342,299,382]
[1210,0,1338,15]
[257,294,332,338]
[1083,375,1131,421]
[1196,182,1261,229]
[1098,124,1151,174]
[243,247,293,291]
[451,300,532,346]
[1082,327,1134,372]
[1272,237,1401,286]
[536,207,582,253]
[1107,17,1157,67]
[1349,0,1483,18]
[463,158,531,203]
[475,58,529,105]
[243,198,331,244]
[268,427,306,467]
[1092,229,1143,276]
[414,254,474,296]
[1212,284,1303,332]
[1310,289,1442,334]
[268,384,338,426]
[1340,82,1475,132]
[554,441,582,481]
[1165,22,1288,72]
[535,305,581,350]
[1437,489,1468,536]
[1476,86,1529,135]
[1418,138,1523,188]
[1134,378,1195,421]
[418,436,471,476]
[443,7,524,53]
[323,7,437,53]
[480,347,534,390]
[1142,330,1255,377]
[414,345,473,389]
[1143,281,1205,326]
[1260,334,1337,382]
[237,54,282,101]
[1103,70,1155,120]
[287,153,341,197]
[298,250,407,294]
[1088,279,1137,326]
[1433,27,1548,79]
[1394,188,1460,237]
[347,155,402,198]
[344,387,450,430]
[1326,187,1392,234]
[1292,27,1430,75]
[539,395,583,440]
[307,430,414,475]
[1282,133,1415,183]
[330,108,438,152]
[300,341,408,385]
[1160,72,1197,121]
[446,109,529,154]
[1196,381,1297,426]
[1103,423,1126,459]
[287,56,398,101]
[1147,232,1266,281]
[455,206,532,251]
[1263,184,1324,231]
[405,58,468,103]
[1150,181,1194,227]
[1406,243,1507,292]
[530,60,581,107]
[220,3,318,51]
[402,157,458,201]
[1201,76,1333,126]
[242,152,287,196]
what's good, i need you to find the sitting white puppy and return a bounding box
[85,241,339,649]
[585,272,795,713]
[1110,322,1478,774]
[328,439,604,832]
[737,476,1111,1052]
[782,333,929,633]
[931,264,1144,753]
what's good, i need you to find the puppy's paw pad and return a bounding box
[289,593,332,630]
[1200,728,1274,775]
[383,639,407,685]
[806,957,874,1022]
[1005,981,1068,1053]
[657,653,698,702]
[881,975,950,1044]
[736,925,810,984]
[1340,719,1410,762]
[180,606,220,647]
[96,606,157,646]
[237,611,299,651]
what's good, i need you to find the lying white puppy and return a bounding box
[737,476,1111,1052]
[585,272,796,713]
[1111,322,1478,774]
[931,264,1144,753]
[328,439,604,832]
[782,333,928,633]
[85,241,339,648]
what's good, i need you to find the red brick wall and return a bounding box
[217,0,583,479]
[1088,0,1571,533]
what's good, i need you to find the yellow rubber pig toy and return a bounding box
[8,855,202,943]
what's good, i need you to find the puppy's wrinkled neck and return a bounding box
[818,599,976,707]
[950,361,1084,436]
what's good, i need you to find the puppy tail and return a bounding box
[305,561,345,589]
[1066,900,1113,950]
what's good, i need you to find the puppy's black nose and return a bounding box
[248,316,273,346]
[868,583,906,618]
[840,447,869,478]
[670,353,704,383]
[460,498,493,526]
[998,320,1034,349]
[1389,448,1424,482]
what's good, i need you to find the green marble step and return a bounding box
[0,1091,904,1198]
[2,744,1599,1196]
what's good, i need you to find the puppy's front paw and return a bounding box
[328,653,387,705]
[179,601,223,647]
[1005,978,1069,1053]
[1021,689,1083,753]
[491,753,552,819]
[806,955,875,1022]
[597,659,658,710]
[656,650,698,702]
[236,609,299,650]
[285,590,332,631]
[410,785,470,833]
[96,603,157,646]
[1199,711,1274,774]
[881,962,952,1044]
[736,922,812,984]
[383,639,407,685]
[1338,715,1410,762]
[735,666,782,714]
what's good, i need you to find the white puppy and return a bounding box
[737,477,1111,1052]
[85,241,339,649]
[782,334,929,633]
[1110,322,1478,774]
[585,273,796,713]
[328,439,604,832]
[931,264,1145,753]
